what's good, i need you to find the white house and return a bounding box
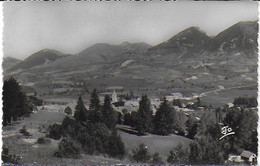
[226,102,234,108]
[240,150,256,163]
[228,154,244,163]
[180,108,194,112]
[170,92,183,99]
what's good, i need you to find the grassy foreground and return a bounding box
[3,110,192,165]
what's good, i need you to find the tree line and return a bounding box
[123,95,193,137]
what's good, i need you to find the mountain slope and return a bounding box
[9,49,70,71]
[34,42,151,71]
[214,21,258,56]
[2,57,21,70]
[76,42,151,63]
[146,27,213,59]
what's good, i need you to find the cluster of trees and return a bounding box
[130,143,189,164]
[48,89,125,159]
[131,143,164,164]
[188,104,258,164]
[154,97,187,135]
[123,96,188,136]
[223,106,258,155]
[129,113,225,164]
[74,89,118,129]
[124,95,258,164]
[3,77,30,126]
[233,96,257,108]
[189,112,225,164]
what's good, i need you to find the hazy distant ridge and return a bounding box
[5,21,257,72]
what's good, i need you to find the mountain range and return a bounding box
[3,21,258,107]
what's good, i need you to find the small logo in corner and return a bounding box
[219,126,235,140]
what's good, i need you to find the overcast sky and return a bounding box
[3,1,258,60]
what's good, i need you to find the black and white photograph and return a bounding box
[2,1,259,165]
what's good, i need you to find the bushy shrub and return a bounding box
[37,137,51,144]
[167,144,189,164]
[131,143,151,163]
[47,123,62,140]
[54,138,81,159]
[19,126,32,137]
[28,96,43,106]
[64,106,72,115]
[152,152,164,164]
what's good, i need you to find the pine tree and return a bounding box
[88,89,103,123]
[3,77,29,125]
[16,91,29,118]
[74,95,88,122]
[187,114,198,139]
[105,130,126,159]
[135,95,153,134]
[153,97,175,135]
[89,89,100,110]
[102,94,117,129]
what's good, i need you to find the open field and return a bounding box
[3,111,66,138]
[200,88,257,108]
[118,130,192,158]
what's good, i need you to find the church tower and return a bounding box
[112,90,118,103]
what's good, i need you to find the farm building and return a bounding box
[240,150,256,163]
